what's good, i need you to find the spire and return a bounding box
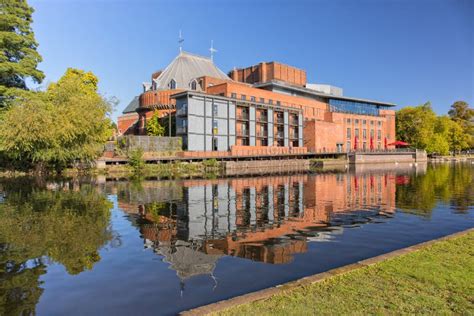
[178,30,184,53]
[209,40,217,61]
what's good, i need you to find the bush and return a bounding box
[128,148,145,173]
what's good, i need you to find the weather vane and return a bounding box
[178,30,184,53]
[209,40,217,61]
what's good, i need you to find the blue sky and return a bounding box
[30,0,473,120]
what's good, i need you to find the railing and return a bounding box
[289,133,299,139]
[176,107,187,116]
[176,126,187,134]
[347,148,416,153]
[275,117,284,124]
[257,130,268,137]
[257,115,268,122]
[275,131,284,138]
[290,117,299,125]
[237,113,249,120]
[237,130,249,137]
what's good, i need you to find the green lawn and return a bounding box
[217,231,474,315]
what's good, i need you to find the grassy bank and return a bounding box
[218,231,474,315]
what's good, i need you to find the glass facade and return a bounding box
[329,99,382,116]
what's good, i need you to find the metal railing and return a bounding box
[176,126,187,134]
[257,130,268,137]
[176,107,187,116]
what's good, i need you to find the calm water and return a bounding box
[0,162,473,315]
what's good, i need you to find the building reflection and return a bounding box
[110,164,425,283]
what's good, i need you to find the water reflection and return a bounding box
[0,162,472,315]
[0,178,112,315]
[109,162,470,285]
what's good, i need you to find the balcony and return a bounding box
[275,117,284,124]
[257,130,268,137]
[236,113,249,121]
[176,126,187,134]
[256,115,268,122]
[237,130,249,137]
[290,132,299,139]
[176,106,187,116]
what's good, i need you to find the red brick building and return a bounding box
[117,51,396,153]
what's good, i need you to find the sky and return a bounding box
[29,0,473,121]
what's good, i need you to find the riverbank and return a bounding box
[188,229,474,315]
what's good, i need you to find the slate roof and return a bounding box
[122,96,139,114]
[153,51,230,90]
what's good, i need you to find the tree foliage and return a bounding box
[146,110,165,136]
[0,68,114,171]
[448,101,474,148]
[0,0,44,106]
[396,102,471,155]
[0,178,112,314]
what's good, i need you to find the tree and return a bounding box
[396,102,436,150]
[0,0,45,106]
[435,116,469,154]
[0,68,114,172]
[448,101,474,122]
[448,101,474,148]
[146,110,165,136]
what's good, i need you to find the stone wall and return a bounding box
[120,135,182,152]
[224,159,310,176]
[349,151,428,164]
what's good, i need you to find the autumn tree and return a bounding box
[0,0,44,106]
[0,68,114,172]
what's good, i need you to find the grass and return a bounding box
[217,231,474,315]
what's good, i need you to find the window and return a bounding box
[377,130,381,140]
[355,119,359,124]
[182,119,187,128]
[213,120,218,129]
[276,101,281,106]
[347,118,351,123]
[370,129,374,138]
[347,141,351,151]
[241,95,246,100]
[363,129,367,139]
[169,79,176,89]
[370,120,374,126]
[355,128,359,138]
[329,99,381,116]
[269,99,273,105]
[260,97,265,103]
[190,80,197,90]
[231,93,237,98]
[363,120,367,125]
[347,128,351,139]
[378,121,382,127]
[213,103,218,116]
[250,96,256,102]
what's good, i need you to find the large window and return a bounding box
[347,128,351,139]
[329,99,382,116]
[363,129,367,139]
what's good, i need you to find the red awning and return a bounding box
[387,140,410,146]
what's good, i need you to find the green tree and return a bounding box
[448,101,474,148]
[0,178,113,314]
[396,102,436,150]
[0,68,114,172]
[0,0,45,106]
[146,110,165,136]
[448,101,474,122]
[435,116,469,154]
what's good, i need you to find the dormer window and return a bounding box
[169,79,177,90]
[190,79,197,90]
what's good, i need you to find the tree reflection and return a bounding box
[396,163,473,216]
[0,179,112,314]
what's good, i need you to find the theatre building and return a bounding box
[117,51,396,153]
